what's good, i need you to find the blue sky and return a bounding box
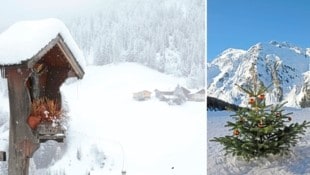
[207,0,310,61]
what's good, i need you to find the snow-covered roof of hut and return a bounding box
[0,18,85,69]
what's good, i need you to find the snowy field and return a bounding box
[0,62,206,175]
[208,108,310,175]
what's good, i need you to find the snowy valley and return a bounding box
[0,0,205,174]
[0,63,206,175]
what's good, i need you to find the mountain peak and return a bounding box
[207,41,309,108]
[220,48,246,55]
[269,40,298,48]
[211,48,246,65]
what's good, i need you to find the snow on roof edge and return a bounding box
[0,18,86,70]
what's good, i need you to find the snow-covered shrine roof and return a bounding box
[0,18,85,71]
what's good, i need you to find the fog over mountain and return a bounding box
[64,0,205,88]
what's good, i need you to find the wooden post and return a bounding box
[6,66,40,175]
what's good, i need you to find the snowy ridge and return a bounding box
[207,41,310,107]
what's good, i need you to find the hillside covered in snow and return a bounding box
[0,63,206,175]
[207,41,310,107]
[64,0,205,88]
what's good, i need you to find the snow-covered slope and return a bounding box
[0,63,206,175]
[64,0,205,88]
[207,41,310,107]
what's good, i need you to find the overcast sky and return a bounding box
[0,0,113,31]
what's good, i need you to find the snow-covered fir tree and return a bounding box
[64,0,205,88]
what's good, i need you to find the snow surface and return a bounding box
[0,18,85,68]
[0,62,206,175]
[208,109,310,175]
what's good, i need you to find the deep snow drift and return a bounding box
[208,109,310,175]
[0,63,206,175]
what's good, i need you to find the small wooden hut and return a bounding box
[0,18,84,175]
[133,90,152,101]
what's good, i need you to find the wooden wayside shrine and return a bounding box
[0,33,84,175]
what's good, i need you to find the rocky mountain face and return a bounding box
[207,41,310,107]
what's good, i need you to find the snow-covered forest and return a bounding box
[64,0,205,88]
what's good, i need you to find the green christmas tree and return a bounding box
[211,83,310,161]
